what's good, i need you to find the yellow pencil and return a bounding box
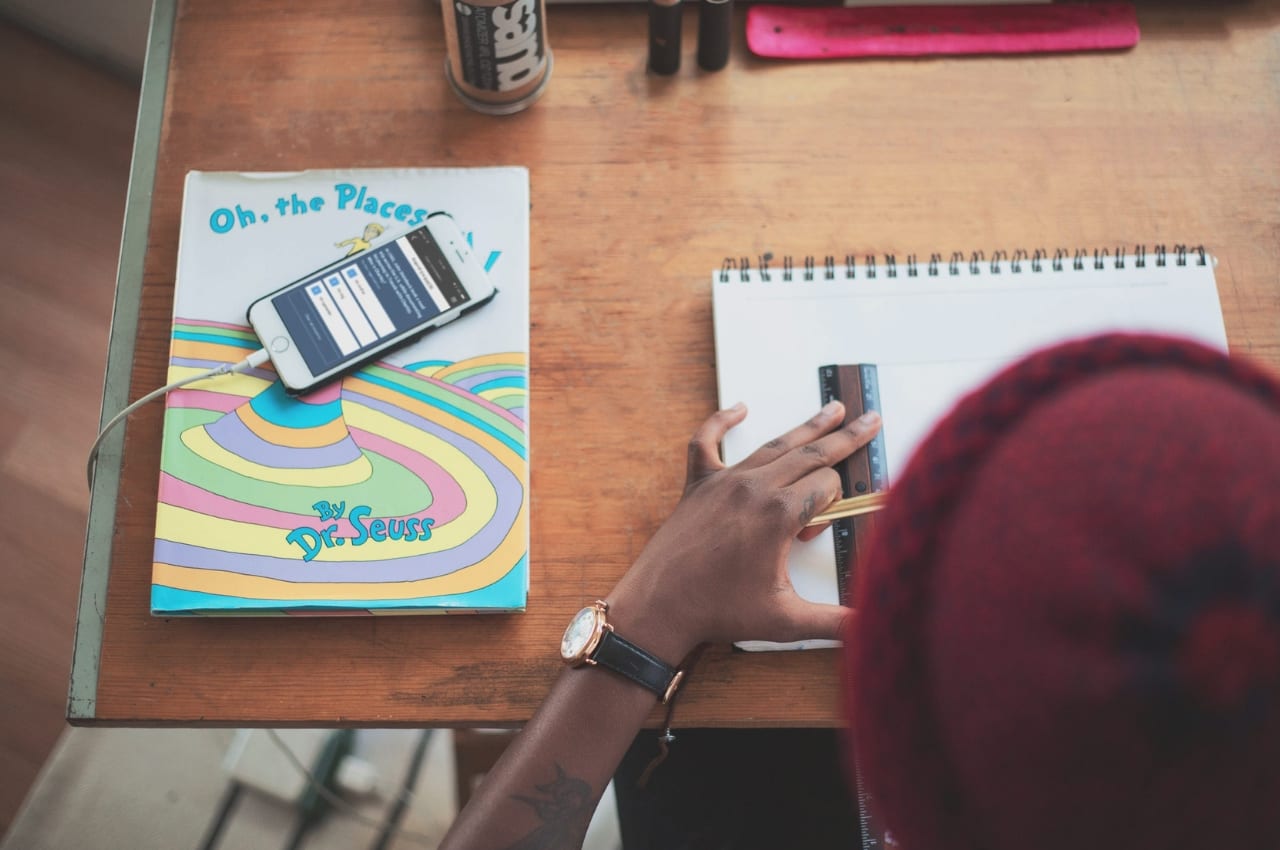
[805,490,889,526]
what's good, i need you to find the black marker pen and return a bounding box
[697,0,732,72]
[649,0,682,75]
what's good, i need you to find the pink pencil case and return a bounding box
[747,3,1140,60]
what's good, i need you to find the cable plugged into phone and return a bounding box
[86,347,270,489]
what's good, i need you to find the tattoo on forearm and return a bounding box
[503,763,595,850]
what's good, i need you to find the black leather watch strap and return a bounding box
[591,628,679,699]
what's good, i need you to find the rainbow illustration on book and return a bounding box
[152,320,528,614]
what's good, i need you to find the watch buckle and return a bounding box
[661,669,685,705]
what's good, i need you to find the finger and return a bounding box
[686,403,748,482]
[777,597,850,643]
[796,523,829,543]
[766,410,881,486]
[789,467,844,530]
[736,401,845,471]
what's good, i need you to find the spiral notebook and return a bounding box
[712,245,1227,651]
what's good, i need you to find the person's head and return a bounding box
[846,334,1280,850]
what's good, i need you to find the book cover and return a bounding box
[152,168,529,615]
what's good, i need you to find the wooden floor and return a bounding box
[0,21,138,837]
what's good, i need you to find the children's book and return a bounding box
[153,168,529,615]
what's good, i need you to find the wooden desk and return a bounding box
[72,0,1280,726]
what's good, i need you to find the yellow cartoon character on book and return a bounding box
[335,222,386,257]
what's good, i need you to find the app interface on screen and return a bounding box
[273,227,472,374]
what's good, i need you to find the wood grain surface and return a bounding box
[89,0,1280,726]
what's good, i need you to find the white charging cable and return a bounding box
[86,348,271,488]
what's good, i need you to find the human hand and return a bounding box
[606,401,882,662]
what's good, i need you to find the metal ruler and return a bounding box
[817,363,889,606]
[854,762,902,849]
[860,364,888,492]
[819,364,893,850]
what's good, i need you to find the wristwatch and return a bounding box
[560,600,684,704]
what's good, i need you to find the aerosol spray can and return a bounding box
[441,0,553,115]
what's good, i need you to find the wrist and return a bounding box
[560,597,693,704]
[603,587,701,666]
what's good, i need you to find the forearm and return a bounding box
[440,598,692,850]
[439,403,876,848]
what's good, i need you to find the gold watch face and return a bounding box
[561,604,603,664]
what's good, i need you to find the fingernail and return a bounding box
[858,410,881,425]
[729,401,746,413]
[821,400,841,417]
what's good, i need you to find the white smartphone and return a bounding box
[247,213,497,394]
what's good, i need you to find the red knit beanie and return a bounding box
[846,334,1280,850]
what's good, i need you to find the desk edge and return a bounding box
[69,0,177,724]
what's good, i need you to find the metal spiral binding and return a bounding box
[721,245,1207,282]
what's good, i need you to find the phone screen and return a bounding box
[271,227,473,375]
